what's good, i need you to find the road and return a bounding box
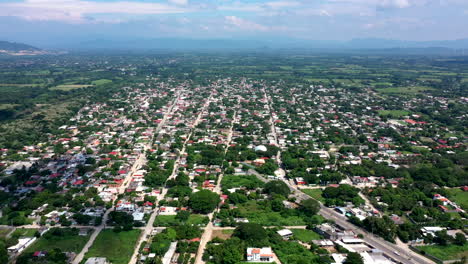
[194,110,237,264]
[129,90,213,264]
[261,86,434,264]
[74,90,182,264]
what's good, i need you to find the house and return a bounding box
[295,177,306,185]
[277,229,293,239]
[8,237,36,254]
[246,247,275,262]
[85,257,109,264]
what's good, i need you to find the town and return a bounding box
[0,54,467,264]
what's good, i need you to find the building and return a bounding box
[85,257,109,264]
[246,247,275,262]
[7,237,36,254]
[277,229,293,239]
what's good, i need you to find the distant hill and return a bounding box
[62,37,468,54]
[0,40,40,52]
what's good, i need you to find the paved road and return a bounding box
[128,91,184,264]
[194,110,237,264]
[261,86,433,264]
[74,91,183,264]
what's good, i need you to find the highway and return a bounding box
[261,86,434,264]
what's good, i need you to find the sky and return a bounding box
[1,0,468,46]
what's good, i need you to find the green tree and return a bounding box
[233,223,267,245]
[264,180,290,197]
[299,199,320,216]
[344,252,364,264]
[189,190,220,214]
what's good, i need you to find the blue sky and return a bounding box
[1,0,467,45]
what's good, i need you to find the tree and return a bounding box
[176,210,190,222]
[454,233,466,246]
[189,190,220,214]
[344,252,364,264]
[233,223,267,245]
[264,180,290,197]
[299,199,320,216]
[0,241,8,264]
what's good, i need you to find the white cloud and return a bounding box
[168,0,188,6]
[0,0,189,23]
[225,16,268,31]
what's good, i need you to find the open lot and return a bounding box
[154,214,209,227]
[301,189,325,203]
[23,228,90,255]
[238,200,306,226]
[446,188,468,210]
[376,86,433,94]
[50,84,92,91]
[92,79,113,85]
[84,229,141,264]
[416,244,468,261]
[291,229,322,242]
[377,110,410,118]
[221,174,265,189]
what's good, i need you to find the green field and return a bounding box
[302,189,325,203]
[291,229,322,242]
[50,84,91,91]
[23,228,90,255]
[84,229,141,264]
[376,86,433,94]
[446,188,468,210]
[0,103,19,110]
[417,244,468,261]
[221,175,265,189]
[377,110,410,118]
[0,227,14,238]
[238,200,306,226]
[91,79,113,85]
[154,214,209,227]
[11,228,37,238]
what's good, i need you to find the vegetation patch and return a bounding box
[23,228,90,254]
[92,79,113,85]
[221,174,265,189]
[376,86,433,94]
[301,189,325,203]
[291,229,322,242]
[50,84,91,91]
[416,244,468,261]
[446,188,468,210]
[84,229,141,264]
[377,110,410,118]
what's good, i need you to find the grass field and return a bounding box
[302,189,325,203]
[417,244,468,261]
[0,103,19,110]
[291,229,322,242]
[377,86,433,94]
[154,214,209,227]
[84,229,141,264]
[0,227,14,238]
[23,228,90,254]
[0,84,41,87]
[11,228,37,238]
[92,79,113,85]
[238,200,306,226]
[446,188,468,210]
[221,175,265,189]
[377,110,410,118]
[50,84,91,91]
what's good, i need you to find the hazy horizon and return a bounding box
[1,0,468,48]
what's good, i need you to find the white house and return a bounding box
[246,247,275,262]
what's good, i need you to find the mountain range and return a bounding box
[2,38,468,54]
[0,40,40,52]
